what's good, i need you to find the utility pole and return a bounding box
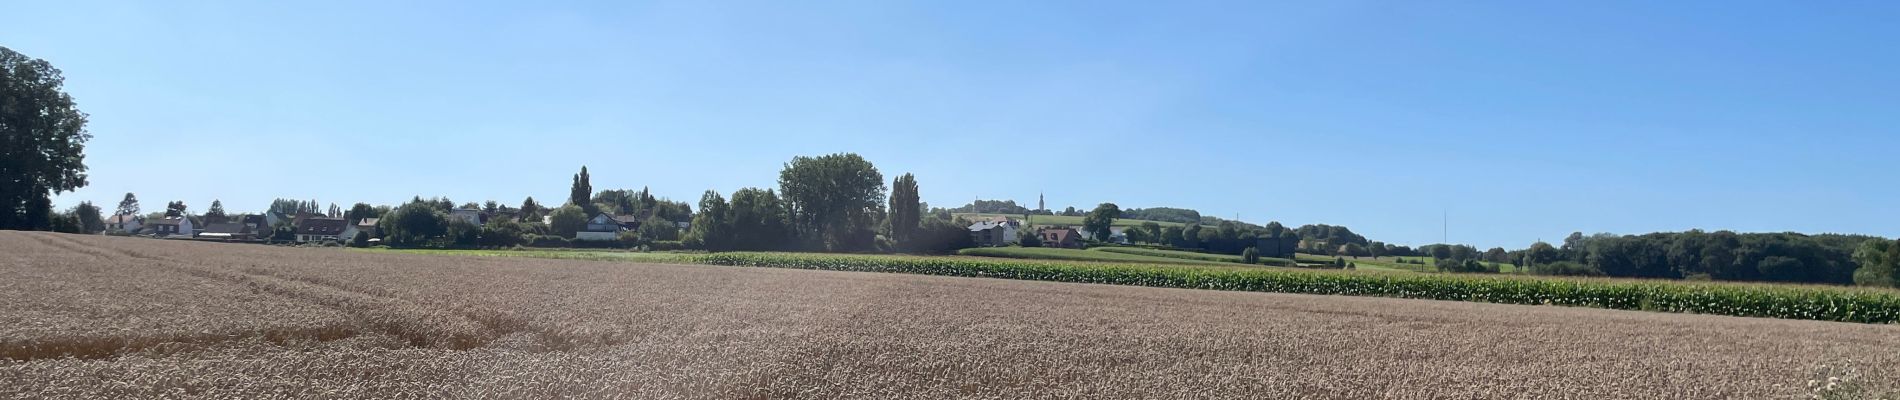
[1442,209,1448,244]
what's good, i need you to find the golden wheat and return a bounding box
[1,232,1895,399]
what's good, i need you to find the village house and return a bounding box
[1036,227,1082,249]
[967,218,1019,247]
[340,218,380,241]
[294,217,347,243]
[145,216,194,237]
[613,212,647,231]
[240,215,270,238]
[576,213,623,241]
[106,214,142,233]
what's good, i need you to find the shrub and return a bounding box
[350,231,370,248]
[618,230,643,249]
[529,235,570,248]
[648,240,686,252]
[1241,247,1260,265]
[1018,230,1043,248]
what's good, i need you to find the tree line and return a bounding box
[1506,231,1898,287]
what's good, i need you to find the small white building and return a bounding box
[575,213,621,241]
[106,214,142,233]
[146,216,194,237]
[340,218,379,241]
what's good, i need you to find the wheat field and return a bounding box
[1,231,1895,399]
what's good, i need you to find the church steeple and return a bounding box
[1038,192,1045,212]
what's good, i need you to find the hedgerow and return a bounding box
[693,252,1900,324]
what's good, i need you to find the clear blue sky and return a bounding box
[8,1,1896,249]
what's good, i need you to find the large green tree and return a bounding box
[888,173,920,249]
[1855,239,1898,288]
[685,190,731,251]
[1082,203,1121,242]
[546,204,588,239]
[378,201,449,247]
[114,193,138,218]
[569,166,595,215]
[727,187,789,251]
[205,200,227,220]
[344,202,379,222]
[0,47,91,230]
[777,153,885,251]
[72,201,103,233]
[517,196,544,222]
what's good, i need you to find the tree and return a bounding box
[114,193,139,218]
[545,205,588,239]
[1483,247,1510,264]
[685,190,731,251]
[1242,247,1260,264]
[1890,239,1900,286]
[351,231,370,248]
[200,200,226,220]
[164,201,187,217]
[1018,228,1043,247]
[638,215,679,242]
[908,215,976,254]
[1124,226,1149,243]
[344,203,379,222]
[477,217,535,248]
[47,209,81,233]
[1060,206,1079,217]
[1162,226,1186,248]
[888,173,920,248]
[327,203,343,218]
[1081,203,1122,242]
[1525,242,1561,266]
[1854,239,1897,288]
[727,188,790,251]
[72,201,103,233]
[569,166,595,215]
[378,202,448,247]
[778,153,885,252]
[1341,243,1369,258]
[1427,244,1453,260]
[0,47,92,230]
[518,197,544,222]
[1140,222,1163,244]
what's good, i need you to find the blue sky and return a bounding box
[7,1,1896,249]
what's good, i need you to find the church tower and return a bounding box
[1038,192,1045,212]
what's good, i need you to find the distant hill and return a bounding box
[952,213,1188,228]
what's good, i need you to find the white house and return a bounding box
[967,219,1019,247]
[340,218,379,241]
[106,214,142,233]
[145,216,194,237]
[576,213,622,241]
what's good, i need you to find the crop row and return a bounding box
[692,252,1900,324]
[1091,247,1297,267]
